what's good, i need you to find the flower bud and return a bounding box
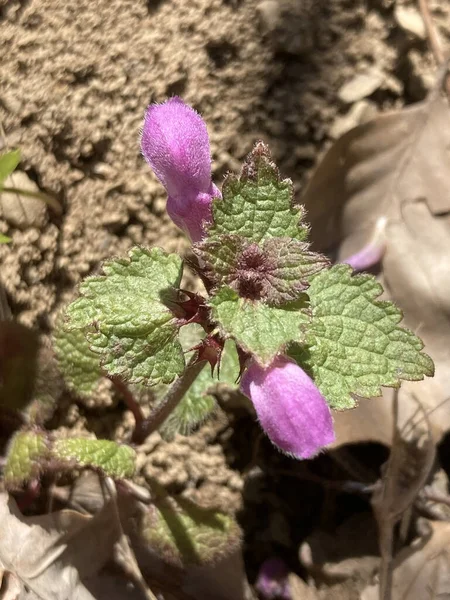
[141,97,220,241]
[255,558,291,600]
[342,217,387,272]
[240,356,334,459]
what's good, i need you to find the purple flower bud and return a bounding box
[141,97,220,241]
[255,558,291,600]
[240,356,334,459]
[342,217,387,272]
[342,241,384,272]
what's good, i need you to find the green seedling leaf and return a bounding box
[4,430,50,489]
[0,321,39,411]
[197,235,328,306]
[0,149,20,186]
[65,246,185,386]
[52,438,136,479]
[54,320,103,397]
[291,264,434,409]
[141,491,241,567]
[207,142,308,243]
[209,287,309,365]
[0,233,11,244]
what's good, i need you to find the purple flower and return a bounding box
[255,558,291,600]
[141,97,220,242]
[240,356,334,459]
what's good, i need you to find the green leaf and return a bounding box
[140,491,241,567]
[291,265,434,409]
[52,438,136,479]
[209,286,309,365]
[54,320,103,397]
[0,233,11,244]
[0,149,20,186]
[4,430,49,488]
[0,321,39,411]
[206,142,308,244]
[160,333,240,438]
[65,247,185,386]
[197,235,328,306]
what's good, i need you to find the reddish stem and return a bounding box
[109,376,145,443]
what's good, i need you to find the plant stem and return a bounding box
[0,186,63,215]
[109,376,145,443]
[134,356,207,444]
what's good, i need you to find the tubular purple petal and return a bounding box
[240,356,335,459]
[141,97,218,241]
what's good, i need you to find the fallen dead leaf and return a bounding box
[0,492,121,600]
[299,513,379,585]
[0,568,21,600]
[361,521,450,599]
[370,394,435,599]
[301,68,450,448]
[288,573,319,600]
[64,473,252,600]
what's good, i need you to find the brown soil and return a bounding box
[1,0,450,596]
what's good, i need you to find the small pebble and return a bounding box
[338,69,385,104]
[256,0,279,35]
[329,100,378,139]
[0,171,47,229]
[395,6,426,39]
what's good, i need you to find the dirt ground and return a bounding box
[2,0,450,597]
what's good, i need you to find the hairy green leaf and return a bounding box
[207,142,308,244]
[54,321,103,397]
[141,492,241,567]
[291,265,434,409]
[0,233,11,244]
[209,287,309,365]
[4,430,49,488]
[0,149,20,186]
[0,321,39,411]
[65,247,185,386]
[52,438,136,479]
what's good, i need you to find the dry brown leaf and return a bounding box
[370,394,436,599]
[66,474,251,600]
[372,394,435,523]
[288,574,319,600]
[361,521,450,599]
[301,71,450,447]
[299,513,379,585]
[0,492,121,600]
[0,568,21,600]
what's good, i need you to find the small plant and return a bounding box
[0,98,434,591]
